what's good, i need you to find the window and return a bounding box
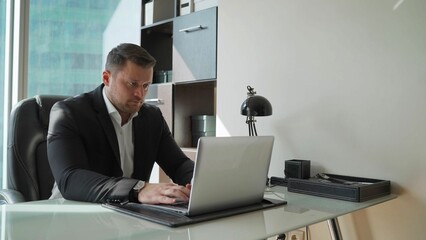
[27,0,121,97]
[1,0,132,188]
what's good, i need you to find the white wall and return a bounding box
[217,0,426,239]
[103,0,141,67]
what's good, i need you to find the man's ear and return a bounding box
[102,71,110,86]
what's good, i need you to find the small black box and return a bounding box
[287,174,391,202]
[285,159,311,179]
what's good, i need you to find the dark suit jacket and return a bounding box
[47,84,194,203]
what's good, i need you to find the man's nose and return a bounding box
[134,87,144,98]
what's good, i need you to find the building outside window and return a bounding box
[27,0,121,97]
[0,0,122,187]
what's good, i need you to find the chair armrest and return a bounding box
[0,189,25,204]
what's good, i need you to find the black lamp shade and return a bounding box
[241,95,273,117]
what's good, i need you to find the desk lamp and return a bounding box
[240,85,272,136]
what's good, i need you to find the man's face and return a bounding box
[102,61,153,119]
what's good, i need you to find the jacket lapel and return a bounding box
[132,106,154,180]
[92,84,121,167]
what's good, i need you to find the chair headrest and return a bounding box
[35,95,69,129]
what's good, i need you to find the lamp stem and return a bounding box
[247,116,252,136]
[252,122,258,136]
[246,116,257,136]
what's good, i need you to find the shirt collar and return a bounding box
[102,87,138,125]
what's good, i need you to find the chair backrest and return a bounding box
[7,95,69,201]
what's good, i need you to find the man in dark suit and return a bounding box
[48,43,194,204]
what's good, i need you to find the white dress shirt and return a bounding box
[102,87,138,178]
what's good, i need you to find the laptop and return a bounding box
[103,136,286,227]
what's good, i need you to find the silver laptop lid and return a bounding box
[187,136,274,216]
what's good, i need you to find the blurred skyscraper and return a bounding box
[27,0,121,96]
[0,0,121,186]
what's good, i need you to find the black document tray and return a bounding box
[287,173,390,202]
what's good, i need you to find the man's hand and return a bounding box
[137,183,191,204]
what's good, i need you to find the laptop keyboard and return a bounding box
[170,201,189,208]
[161,201,189,212]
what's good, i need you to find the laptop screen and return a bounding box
[188,136,274,216]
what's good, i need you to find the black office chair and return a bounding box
[0,95,69,204]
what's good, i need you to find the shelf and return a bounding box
[141,21,173,77]
[174,81,216,148]
[173,78,216,85]
[141,19,173,31]
[141,0,175,27]
[181,147,197,161]
[140,1,217,166]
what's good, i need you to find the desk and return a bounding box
[0,186,395,240]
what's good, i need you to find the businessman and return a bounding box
[48,43,194,204]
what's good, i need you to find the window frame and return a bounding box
[2,0,29,188]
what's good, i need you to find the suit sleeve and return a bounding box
[47,101,137,203]
[154,111,195,185]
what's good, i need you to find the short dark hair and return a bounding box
[105,43,156,73]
